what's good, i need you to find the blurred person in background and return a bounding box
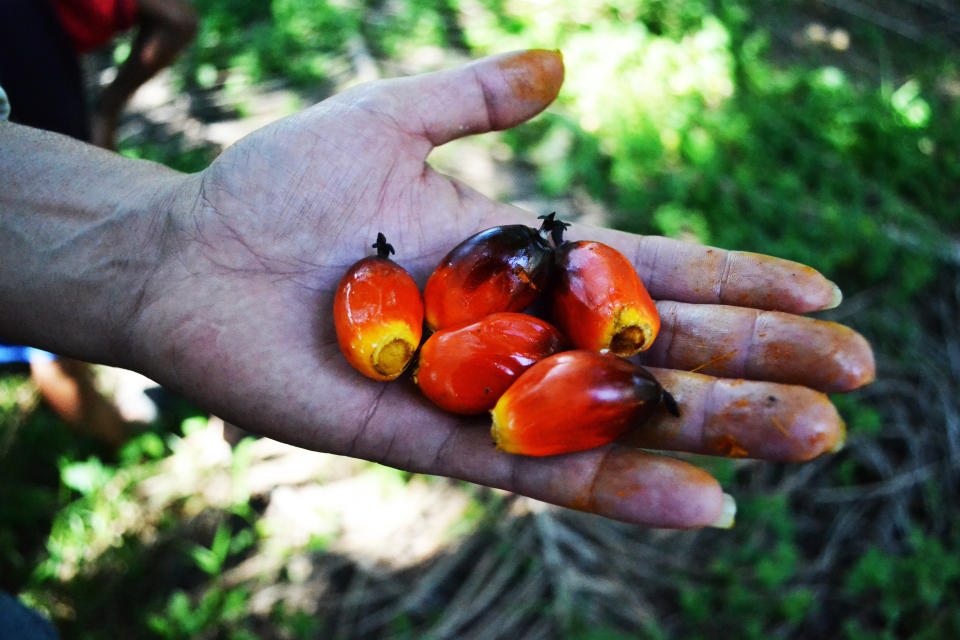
[0,0,196,446]
[0,0,197,148]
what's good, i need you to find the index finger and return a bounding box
[566,226,842,314]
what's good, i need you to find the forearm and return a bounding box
[0,121,189,366]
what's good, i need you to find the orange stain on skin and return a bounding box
[710,434,750,458]
[497,49,565,105]
[567,491,593,512]
[771,416,797,442]
[807,430,827,449]
[688,349,738,374]
[762,341,797,362]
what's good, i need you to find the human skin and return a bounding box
[0,50,874,528]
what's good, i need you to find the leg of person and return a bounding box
[29,356,129,449]
[0,0,90,140]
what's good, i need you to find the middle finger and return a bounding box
[639,301,875,393]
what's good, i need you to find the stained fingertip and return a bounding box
[709,493,737,529]
[382,49,565,149]
[748,317,876,393]
[496,49,565,107]
[762,389,844,462]
[828,325,876,390]
[766,261,837,313]
[829,418,847,454]
[824,281,844,310]
[489,49,565,130]
[588,449,725,528]
[646,303,876,393]
[625,370,847,463]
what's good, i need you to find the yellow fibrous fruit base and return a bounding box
[604,306,655,357]
[490,394,519,454]
[350,320,419,381]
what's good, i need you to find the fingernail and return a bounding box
[709,492,737,529]
[823,282,843,310]
[829,419,847,454]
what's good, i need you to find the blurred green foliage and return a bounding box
[118,139,215,173]
[843,528,960,639]
[674,495,816,639]
[147,585,253,639]
[179,0,459,91]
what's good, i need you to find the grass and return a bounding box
[3,0,960,638]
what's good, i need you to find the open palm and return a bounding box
[129,51,874,528]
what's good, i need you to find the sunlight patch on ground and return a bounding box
[138,418,475,569]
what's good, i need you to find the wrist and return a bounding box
[107,171,200,369]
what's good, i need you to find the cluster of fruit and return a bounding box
[333,215,676,457]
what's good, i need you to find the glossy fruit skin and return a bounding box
[551,240,660,357]
[334,256,424,381]
[415,313,565,414]
[491,350,665,456]
[423,225,553,331]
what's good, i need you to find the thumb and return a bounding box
[374,49,564,148]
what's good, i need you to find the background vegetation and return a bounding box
[3,0,960,637]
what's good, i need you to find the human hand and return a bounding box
[127,50,874,528]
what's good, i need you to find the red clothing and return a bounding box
[51,0,138,53]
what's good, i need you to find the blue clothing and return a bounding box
[0,592,60,640]
[0,342,54,365]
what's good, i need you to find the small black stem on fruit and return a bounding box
[662,389,681,418]
[537,212,557,232]
[551,223,569,247]
[373,232,395,259]
[537,212,571,247]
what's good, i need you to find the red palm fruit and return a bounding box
[551,240,660,357]
[423,216,564,331]
[334,234,424,381]
[491,350,675,456]
[415,312,565,414]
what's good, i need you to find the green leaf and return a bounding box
[189,545,223,576]
[59,457,113,496]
